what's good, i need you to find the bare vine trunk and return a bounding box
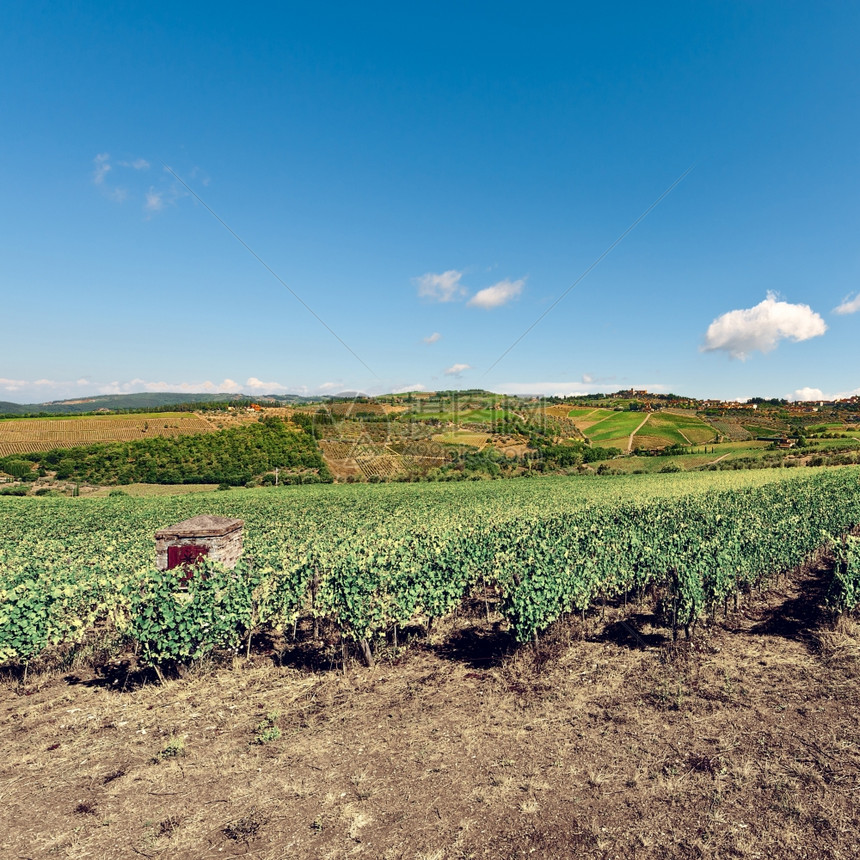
[358,638,375,668]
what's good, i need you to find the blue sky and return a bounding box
[3,1,860,403]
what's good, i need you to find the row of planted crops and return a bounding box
[1,467,859,670]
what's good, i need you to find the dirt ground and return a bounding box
[3,559,860,859]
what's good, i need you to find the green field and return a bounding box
[567,409,719,451]
[582,411,646,443]
[567,406,616,424]
[643,412,718,446]
[808,423,860,435]
[610,440,770,473]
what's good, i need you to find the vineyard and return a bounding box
[2,468,859,671]
[0,413,215,456]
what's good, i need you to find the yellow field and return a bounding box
[432,431,490,448]
[320,402,409,417]
[682,426,719,444]
[0,413,216,456]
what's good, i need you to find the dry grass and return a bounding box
[432,432,490,448]
[0,413,216,456]
[3,565,860,858]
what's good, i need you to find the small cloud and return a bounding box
[834,293,860,315]
[581,373,593,384]
[93,155,201,212]
[414,270,466,303]
[399,383,425,392]
[423,332,442,344]
[444,363,471,377]
[92,153,111,185]
[467,277,525,309]
[0,377,28,391]
[144,189,164,211]
[119,158,150,170]
[318,382,340,392]
[245,376,292,393]
[701,292,827,359]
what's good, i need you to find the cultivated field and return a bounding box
[0,413,215,456]
[2,469,860,857]
[578,411,645,446]
[432,430,490,448]
[565,408,719,451]
[644,411,718,446]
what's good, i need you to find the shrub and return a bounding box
[0,485,29,496]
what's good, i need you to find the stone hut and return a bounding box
[155,515,244,572]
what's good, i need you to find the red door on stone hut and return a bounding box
[167,544,209,581]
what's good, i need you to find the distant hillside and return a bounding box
[0,391,315,416]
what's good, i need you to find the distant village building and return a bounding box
[155,515,244,572]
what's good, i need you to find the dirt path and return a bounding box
[4,558,860,859]
[628,412,651,453]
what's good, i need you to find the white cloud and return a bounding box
[581,373,593,384]
[834,293,860,315]
[423,332,442,344]
[119,158,150,170]
[93,154,201,213]
[444,363,471,377]
[144,189,164,211]
[245,377,292,392]
[791,387,826,401]
[701,292,827,359]
[0,377,28,392]
[399,383,425,392]
[467,277,525,309]
[414,270,466,303]
[789,386,860,402]
[92,153,111,185]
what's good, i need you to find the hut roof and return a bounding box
[155,515,244,539]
